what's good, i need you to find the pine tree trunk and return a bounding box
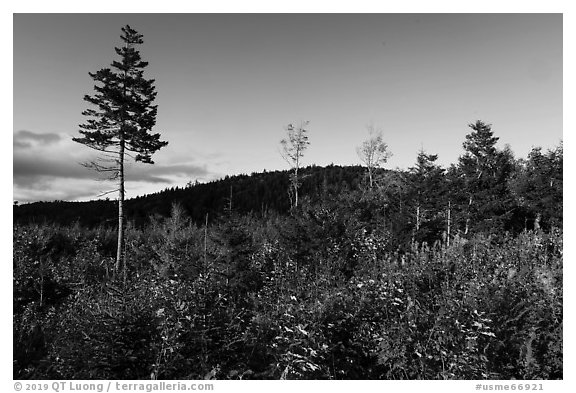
[464,195,472,235]
[447,200,451,247]
[228,185,233,212]
[204,213,208,269]
[412,204,420,245]
[116,135,125,276]
[39,259,44,307]
[117,60,127,279]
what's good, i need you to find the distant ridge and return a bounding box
[13,165,368,227]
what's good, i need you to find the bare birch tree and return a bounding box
[280,121,310,209]
[357,124,392,188]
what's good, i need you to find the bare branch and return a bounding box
[79,160,120,181]
[96,188,120,198]
[74,143,120,155]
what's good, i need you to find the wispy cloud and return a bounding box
[14,155,210,184]
[13,130,61,149]
[13,130,215,202]
[14,155,94,184]
[126,162,210,183]
[13,179,106,203]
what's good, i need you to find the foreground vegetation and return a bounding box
[14,122,562,379]
[14,202,562,380]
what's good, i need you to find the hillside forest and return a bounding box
[13,121,563,380]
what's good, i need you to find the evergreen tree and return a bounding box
[408,149,445,244]
[73,25,168,276]
[457,121,515,234]
[508,143,563,230]
[458,121,499,234]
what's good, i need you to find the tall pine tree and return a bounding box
[408,149,445,244]
[74,25,168,277]
[457,120,514,234]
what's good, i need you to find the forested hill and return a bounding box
[14,131,563,250]
[13,165,367,227]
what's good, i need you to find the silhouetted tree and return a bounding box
[73,25,168,277]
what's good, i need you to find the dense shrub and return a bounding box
[13,212,562,379]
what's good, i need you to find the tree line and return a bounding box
[15,25,563,276]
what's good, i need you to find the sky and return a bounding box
[12,13,563,203]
